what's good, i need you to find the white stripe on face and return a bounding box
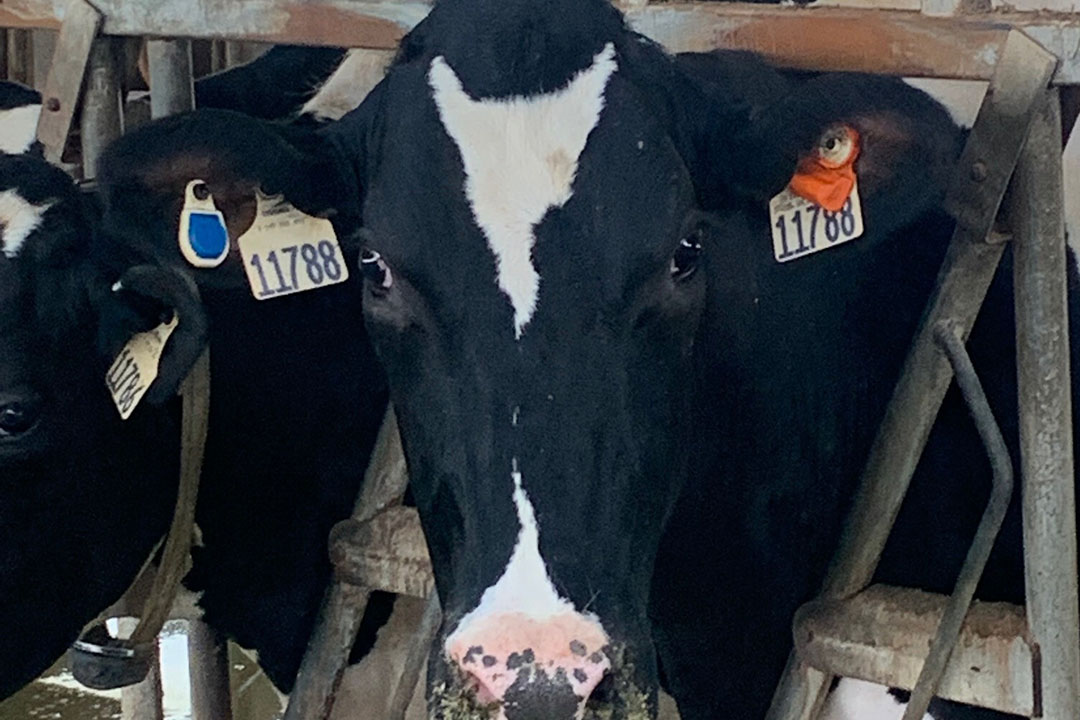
[0,104,41,155]
[429,43,617,339]
[822,679,934,720]
[446,458,594,650]
[0,189,53,258]
[300,50,389,121]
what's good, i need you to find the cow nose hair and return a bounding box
[447,611,611,717]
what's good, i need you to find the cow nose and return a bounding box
[447,611,611,719]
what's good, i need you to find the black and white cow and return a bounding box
[0,148,207,699]
[93,108,392,691]
[0,53,392,699]
[71,1,1073,719]
[0,82,43,155]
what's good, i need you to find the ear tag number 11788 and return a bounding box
[106,314,179,420]
[769,181,865,263]
[238,191,350,300]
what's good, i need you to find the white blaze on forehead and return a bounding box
[429,43,618,339]
[0,189,54,258]
[0,104,41,155]
[446,458,591,648]
[300,49,390,121]
[822,679,934,720]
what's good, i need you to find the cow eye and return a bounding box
[0,400,41,437]
[818,125,857,166]
[360,250,393,295]
[671,235,703,281]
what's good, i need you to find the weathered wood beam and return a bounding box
[794,585,1038,717]
[92,0,431,50]
[3,1,1080,83]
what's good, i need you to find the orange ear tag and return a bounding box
[789,126,860,212]
[769,125,866,264]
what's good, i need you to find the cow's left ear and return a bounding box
[693,71,963,236]
[96,265,209,405]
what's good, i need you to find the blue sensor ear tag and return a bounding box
[178,180,229,268]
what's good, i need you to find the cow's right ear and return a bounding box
[96,265,208,405]
[97,108,365,247]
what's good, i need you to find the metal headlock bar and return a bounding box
[10,1,1079,719]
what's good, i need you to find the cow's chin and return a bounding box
[427,643,657,720]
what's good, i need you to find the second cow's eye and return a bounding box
[0,399,41,437]
[671,234,703,281]
[360,249,394,294]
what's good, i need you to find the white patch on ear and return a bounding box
[0,103,40,155]
[0,188,54,258]
[300,49,390,121]
[822,679,934,720]
[429,43,617,339]
[445,458,581,645]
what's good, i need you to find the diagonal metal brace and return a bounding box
[766,29,1056,720]
[35,0,102,165]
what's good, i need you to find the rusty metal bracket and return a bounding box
[35,0,101,165]
[766,29,1057,720]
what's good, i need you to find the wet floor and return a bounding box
[0,622,191,720]
[0,620,285,720]
[0,667,122,720]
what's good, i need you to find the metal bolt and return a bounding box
[45,97,61,112]
[970,161,988,182]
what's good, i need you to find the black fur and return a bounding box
[0,152,196,699]
[78,3,1062,720]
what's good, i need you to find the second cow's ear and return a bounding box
[96,265,208,406]
[673,61,963,237]
[96,108,363,258]
[738,74,961,236]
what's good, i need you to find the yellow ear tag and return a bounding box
[237,191,349,300]
[768,179,864,263]
[106,314,180,420]
[178,180,230,268]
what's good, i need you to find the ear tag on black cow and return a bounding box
[106,314,179,420]
[237,190,349,301]
[769,179,864,264]
[178,180,229,268]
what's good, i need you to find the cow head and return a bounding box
[106,1,959,716]
[0,147,207,698]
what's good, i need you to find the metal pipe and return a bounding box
[6,30,31,85]
[188,620,234,720]
[1012,87,1080,720]
[29,28,54,91]
[765,221,1008,720]
[118,618,164,720]
[901,323,1016,720]
[79,37,122,180]
[146,39,193,119]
